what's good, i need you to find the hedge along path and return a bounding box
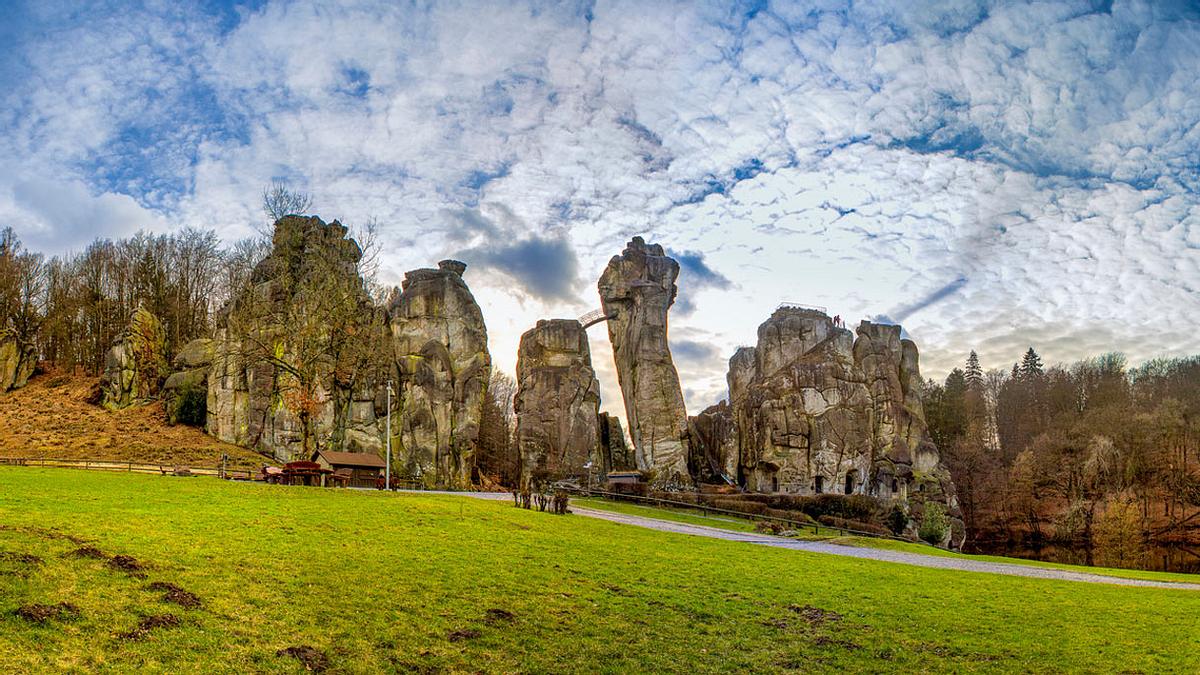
[563,505,1200,590]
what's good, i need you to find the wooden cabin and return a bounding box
[310,450,386,487]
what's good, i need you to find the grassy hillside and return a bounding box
[1,468,1197,674]
[0,374,265,469]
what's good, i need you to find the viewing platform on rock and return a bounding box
[775,302,828,314]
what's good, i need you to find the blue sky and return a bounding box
[1,0,1198,414]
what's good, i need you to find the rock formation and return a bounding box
[99,306,169,410]
[389,260,491,489]
[729,306,954,505]
[597,412,635,474]
[0,329,35,392]
[207,215,386,462]
[598,237,691,485]
[514,319,601,487]
[687,401,738,484]
[162,338,213,425]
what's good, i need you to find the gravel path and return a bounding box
[430,491,1199,590]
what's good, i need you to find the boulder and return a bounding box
[597,412,635,474]
[389,259,490,489]
[162,338,213,425]
[687,400,738,485]
[514,319,601,487]
[0,330,35,392]
[598,237,691,486]
[99,306,169,410]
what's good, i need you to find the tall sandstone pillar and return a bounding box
[514,319,602,487]
[598,237,691,485]
[389,260,491,489]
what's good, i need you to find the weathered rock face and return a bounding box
[163,338,213,425]
[688,401,738,484]
[514,319,601,486]
[99,306,169,410]
[853,322,938,483]
[0,329,35,392]
[598,412,635,474]
[207,215,383,462]
[598,237,690,485]
[732,308,871,494]
[728,307,956,506]
[389,260,490,489]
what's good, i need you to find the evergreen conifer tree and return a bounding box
[965,351,985,391]
[1019,347,1044,380]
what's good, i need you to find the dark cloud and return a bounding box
[670,338,721,365]
[669,248,732,316]
[671,249,732,289]
[458,235,580,303]
[891,276,968,322]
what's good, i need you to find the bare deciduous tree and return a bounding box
[262,180,313,223]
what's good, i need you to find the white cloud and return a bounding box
[1,0,1199,425]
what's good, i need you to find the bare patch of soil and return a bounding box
[447,628,482,642]
[118,614,181,640]
[788,604,843,626]
[276,645,330,672]
[70,545,109,559]
[0,524,86,544]
[147,581,201,608]
[108,554,146,577]
[484,608,515,623]
[16,602,80,624]
[0,372,263,468]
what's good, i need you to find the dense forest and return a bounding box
[925,349,1200,570]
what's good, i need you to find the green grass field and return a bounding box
[573,496,1200,585]
[2,467,1198,673]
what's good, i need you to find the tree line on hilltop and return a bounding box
[924,347,1200,569]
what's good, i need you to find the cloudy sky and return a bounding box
[2,0,1198,417]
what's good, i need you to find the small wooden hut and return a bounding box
[311,450,386,487]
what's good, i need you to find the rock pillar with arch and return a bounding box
[597,237,691,486]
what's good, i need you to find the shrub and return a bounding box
[711,499,768,516]
[763,508,815,524]
[173,384,207,427]
[884,504,909,535]
[919,502,949,545]
[817,515,892,536]
[1093,494,1147,569]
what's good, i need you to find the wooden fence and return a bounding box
[572,488,925,544]
[0,456,257,479]
[0,456,437,491]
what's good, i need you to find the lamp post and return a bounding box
[385,379,393,491]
